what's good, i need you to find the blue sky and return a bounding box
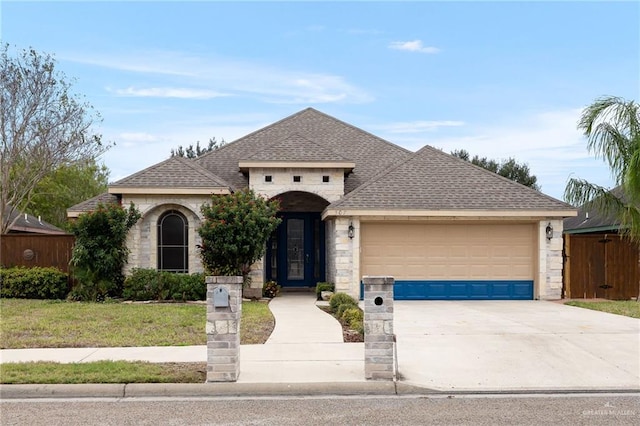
[2,1,638,200]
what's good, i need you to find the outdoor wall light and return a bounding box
[545,223,553,241]
[348,223,355,239]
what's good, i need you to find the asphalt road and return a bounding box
[2,393,639,425]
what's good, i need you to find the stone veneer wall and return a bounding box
[326,216,359,298]
[121,194,209,275]
[538,218,564,300]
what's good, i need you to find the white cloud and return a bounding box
[389,40,440,54]
[377,108,615,200]
[111,87,230,99]
[68,50,372,105]
[118,132,157,142]
[374,120,465,133]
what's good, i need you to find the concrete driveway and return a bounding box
[394,301,640,392]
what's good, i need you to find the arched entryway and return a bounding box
[266,191,330,288]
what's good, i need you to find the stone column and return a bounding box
[206,276,242,382]
[363,275,394,380]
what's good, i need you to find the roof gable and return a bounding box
[327,145,574,213]
[196,108,411,193]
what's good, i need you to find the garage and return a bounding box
[360,222,536,300]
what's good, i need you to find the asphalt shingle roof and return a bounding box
[67,192,119,214]
[5,206,67,234]
[196,108,411,193]
[329,145,573,211]
[242,133,353,163]
[110,156,231,188]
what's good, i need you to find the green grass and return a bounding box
[565,300,640,319]
[0,299,274,348]
[0,361,205,384]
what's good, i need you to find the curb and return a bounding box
[0,381,424,399]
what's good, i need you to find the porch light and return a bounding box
[348,223,355,239]
[545,223,553,241]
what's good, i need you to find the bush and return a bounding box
[315,282,334,300]
[341,307,363,326]
[123,268,205,301]
[262,280,280,298]
[329,292,357,314]
[0,266,68,299]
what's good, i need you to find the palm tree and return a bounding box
[564,96,640,301]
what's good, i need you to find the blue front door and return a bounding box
[266,213,325,287]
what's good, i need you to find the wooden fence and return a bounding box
[0,234,75,274]
[563,233,639,300]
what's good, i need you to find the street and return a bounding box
[2,393,639,425]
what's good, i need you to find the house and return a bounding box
[563,187,639,300]
[3,207,67,234]
[68,108,576,300]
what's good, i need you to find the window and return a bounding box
[293,175,301,183]
[265,175,272,183]
[322,175,330,183]
[157,210,188,273]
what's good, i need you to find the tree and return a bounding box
[451,149,540,190]
[197,189,281,284]
[26,160,109,230]
[171,137,226,158]
[69,202,141,301]
[564,96,640,243]
[0,44,107,233]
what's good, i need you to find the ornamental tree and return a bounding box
[198,189,281,283]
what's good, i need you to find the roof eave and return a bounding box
[322,208,578,220]
[108,187,231,195]
[238,160,356,172]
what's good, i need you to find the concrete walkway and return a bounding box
[0,292,365,385]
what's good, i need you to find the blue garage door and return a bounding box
[393,280,534,300]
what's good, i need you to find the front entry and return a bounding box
[266,213,325,287]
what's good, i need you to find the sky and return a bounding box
[2,1,639,201]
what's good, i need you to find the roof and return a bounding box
[196,108,412,193]
[242,133,353,163]
[109,156,232,190]
[4,206,67,234]
[564,186,628,233]
[326,145,574,215]
[67,192,119,217]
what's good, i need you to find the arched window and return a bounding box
[157,210,188,273]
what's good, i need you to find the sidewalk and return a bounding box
[0,292,367,385]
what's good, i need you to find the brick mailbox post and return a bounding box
[206,276,242,382]
[362,275,395,380]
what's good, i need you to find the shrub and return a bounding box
[329,292,357,314]
[315,282,334,299]
[262,280,280,298]
[341,307,363,326]
[0,266,68,299]
[123,268,205,301]
[350,319,364,335]
[70,202,141,300]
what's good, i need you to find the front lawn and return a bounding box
[564,300,640,319]
[0,298,274,348]
[0,361,205,384]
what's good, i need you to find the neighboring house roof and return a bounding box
[109,156,232,194]
[564,186,628,233]
[196,108,412,193]
[67,192,120,218]
[4,207,67,234]
[325,145,574,216]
